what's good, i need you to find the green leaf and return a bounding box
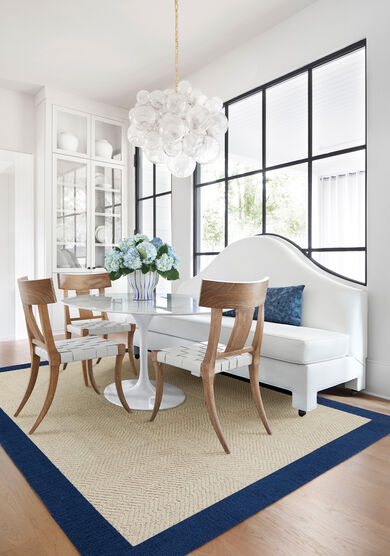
[157,244,169,256]
[122,268,131,275]
[109,270,122,281]
[141,264,150,274]
[114,246,121,252]
[165,268,179,281]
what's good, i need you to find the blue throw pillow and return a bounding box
[222,285,305,326]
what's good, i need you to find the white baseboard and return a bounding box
[363,390,390,401]
[365,359,390,400]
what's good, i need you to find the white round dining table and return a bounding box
[62,293,210,411]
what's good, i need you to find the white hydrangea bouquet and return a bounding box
[104,234,180,300]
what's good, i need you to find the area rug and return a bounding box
[1,357,389,556]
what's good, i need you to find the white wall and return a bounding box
[172,0,390,398]
[0,88,35,153]
[0,150,34,340]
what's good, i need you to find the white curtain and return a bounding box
[316,170,365,248]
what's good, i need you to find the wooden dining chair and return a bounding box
[57,273,137,386]
[16,277,131,434]
[151,278,271,454]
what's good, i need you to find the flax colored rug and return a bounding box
[1,357,389,556]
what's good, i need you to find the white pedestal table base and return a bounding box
[104,379,186,411]
[103,312,186,411]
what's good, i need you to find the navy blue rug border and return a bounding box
[1,365,389,556]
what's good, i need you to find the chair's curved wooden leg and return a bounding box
[87,360,100,394]
[128,325,138,376]
[29,364,60,434]
[114,348,131,412]
[63,332,71,370]
[150,351,163,422]
[201,373,230,454]
[249,362,271,435]
[80,330,89,385]
[81,360,89,386]
[14,353,40,417]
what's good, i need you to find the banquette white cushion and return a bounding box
[148,316,349,366]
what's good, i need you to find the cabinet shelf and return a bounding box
[95,212,120,218]
[57,210,87,216]
[57,242,86,246]
[95,186,121,193]
[57,182,86,189]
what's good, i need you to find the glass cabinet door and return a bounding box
[55,157,89,269]
[93,163,123,269]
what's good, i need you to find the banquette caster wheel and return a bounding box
[298,409,306,417]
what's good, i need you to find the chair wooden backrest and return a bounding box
[198,278,269,373]
[57,273,111,329]
[18,277,60,364]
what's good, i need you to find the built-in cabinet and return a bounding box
[35,90,132,332]
[53,107,127,272]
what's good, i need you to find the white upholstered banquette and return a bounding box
[135,236,367,413]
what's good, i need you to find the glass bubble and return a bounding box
[160,113,187,143]
[163,138,182,157]
[150,90,166,110]
[182,132,204,158]
[145,148,166,165]
[196,135,220,164]
[205,96,223,113]
[206,112,228,138]
[178,80,192,95]
[186,105,209,133]
[133,104,157,131]
[136,90,150,104]
[164,88,174,97]
[196,93,208,106]
[144,130,161,151]
[166,92,187,115]
[167,152,196,178]
[127,123,145,148]
[189,88,203,104]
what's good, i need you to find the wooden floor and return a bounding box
[0,336,389,556]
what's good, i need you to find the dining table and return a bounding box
[62,293,210,411]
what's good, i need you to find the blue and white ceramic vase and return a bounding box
[128,270,159,301]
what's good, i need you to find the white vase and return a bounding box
[95,139,113,159]
[58,132,79,152]
[128,270,159,300]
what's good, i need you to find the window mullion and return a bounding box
[308,68,313,255]
[224,104,229,247]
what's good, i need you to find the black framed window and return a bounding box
[194,40,367,284]
[135,148,172,243]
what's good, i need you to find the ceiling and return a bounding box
[0,0,316,108]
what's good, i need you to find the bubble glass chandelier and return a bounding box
[127,0,228,178]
